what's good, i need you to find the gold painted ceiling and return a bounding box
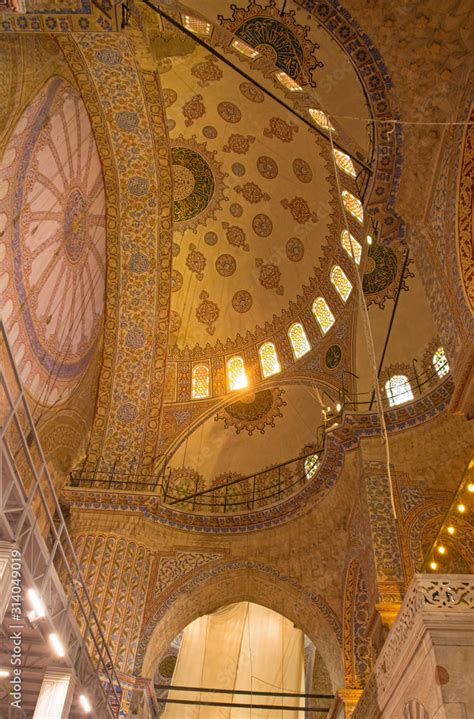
[166,43,336,348]
[154,2,371,356]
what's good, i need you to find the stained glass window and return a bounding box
[259,342,281,378]
[183,15,212,35]
[232,38,259,58]
[227,355,247,391]
[341,230,362,264]
[288,322,311,359]
[330,265,353,303]
[333,149,356,177]
[385,375,414,407]
[275,71,303,92]
[312,296,335,335]
[432,347,449,378]
[305,454,320,480]
[342,190,363,223]
[308,108,335,131]
[192,364,210,399]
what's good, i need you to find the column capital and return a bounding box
[337,688,363,717]
[376,601,402,629]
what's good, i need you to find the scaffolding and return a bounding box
[0,321,122,717]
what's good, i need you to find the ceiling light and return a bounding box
[437,545,446,554]
[231,38,259,58]
[0,669,9,678]
[447,526,455,534]
[467,483,474,492]
[79,695,92,713]
[49,633,65,658]
[27,588,45,620]
[366,235,373,245]
[429,561,437,570]
[457,503,466,513]
[336,403,342,412]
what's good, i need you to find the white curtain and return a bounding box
[162,602,305,719]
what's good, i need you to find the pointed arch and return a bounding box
[138,560,344,692]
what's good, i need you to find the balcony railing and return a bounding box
[161,442,325,514]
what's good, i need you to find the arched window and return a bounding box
[232,38,259,59]
[385,375,414,407]
[275,71,302,92]
[288,322,311,359]
[312,297,335,335]
[192,364,210,399]
[432,347,449,378]
[342,190,363,223]
[333,149,356,177]
[308,108,335,131]
[227,355,247,391]
[341,230,362,264]
[330,265,353,303]
[259,341,281,378]
[304,454,320,480]
[183,14,212,36]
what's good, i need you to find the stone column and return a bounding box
[33,668,75,718]
[360,453,405,646]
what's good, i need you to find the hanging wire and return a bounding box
[289,37,399,518]
[326,127,397,518]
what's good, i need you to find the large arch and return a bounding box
[137,561,344,692]
[0,37,107,475]
[56,24,174,473]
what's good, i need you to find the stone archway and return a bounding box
[137,561,344,693]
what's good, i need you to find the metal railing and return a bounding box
[0,321,122,716]
[69,465,171,493]
[339,358,450,412]
[64,355,450,516]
